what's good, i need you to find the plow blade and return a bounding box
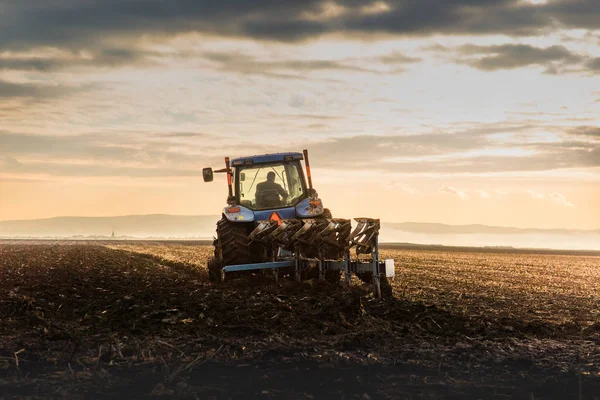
[221,217,393,298]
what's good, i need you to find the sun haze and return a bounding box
[0,0,599,231]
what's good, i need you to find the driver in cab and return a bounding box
[255,171,288,207]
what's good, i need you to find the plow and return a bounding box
[203,149,394,298]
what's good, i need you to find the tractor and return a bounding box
[202,149,393,297]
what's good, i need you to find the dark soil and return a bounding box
[0,243,599,399]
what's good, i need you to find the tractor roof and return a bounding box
[231,152,303,166]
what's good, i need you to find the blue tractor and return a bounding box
[202,149,393,297]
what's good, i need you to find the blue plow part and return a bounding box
[223,260,295,272]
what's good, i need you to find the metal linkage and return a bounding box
[347,218,382,298]
[348,218,380,255]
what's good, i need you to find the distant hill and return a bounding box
[1,215,598,250]
[0,214,220,239]
[383,222,600,235]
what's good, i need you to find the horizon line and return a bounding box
[0,213,599,232]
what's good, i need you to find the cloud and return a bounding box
[544,0,600,31]
[0,47,379,78]
[527,190,575,207]
[587,58,600,72]
[0,156,23,169]
[309,130,491,162]
[3,122,600,180]
[570,126,600,138]
[378,52,421,65]
[0,48,158,72]
[440,185,468,200]
[527,190,545,200]
[0,79,80,99]
[0,130,224,172]
[1,0,599,51]
[0,1,598,80]
[202,51,379,79]
[385,181,418,194]
[0,159,204,178]
[549,192,575,207]
[300,122,600,174]
[478,190,491,199]
[457,44,583,73]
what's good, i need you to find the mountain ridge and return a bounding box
[1,214,598,238]
[383,221,600,235]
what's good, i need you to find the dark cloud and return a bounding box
[1,158,204,178]
[202,51,378,79]
[340,0,550,37]
[0,131,214,166]
[1,0,599,50]
[0,48,157,72]
[377,52,421,64]
[3,122,600,178]
[570,126,600,138]
[543,0,600,31]
[0,156,23,169]
[309,145,600,174]
[458,44,583,73]
[272,113,341,120]
[0,79,73,98]
[305,131,491,171]
[586,57,600,72]
[156,132,212,138]
[299,124,600,174]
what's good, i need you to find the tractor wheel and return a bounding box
[215,217,253,266]
[209,217,258,283]
[207,256,223,283]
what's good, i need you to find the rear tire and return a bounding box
[216,217,253,267]
[209,217,257,283]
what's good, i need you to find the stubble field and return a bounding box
[0,240,599,399]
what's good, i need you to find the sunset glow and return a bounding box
[1,0,599,231]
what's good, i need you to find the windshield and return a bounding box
[237,162,306,210]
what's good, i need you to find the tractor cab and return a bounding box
[232,152,307,210]
[202,150,324,223]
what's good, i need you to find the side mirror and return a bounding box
[202,167,213,182]
[240,172,246,182]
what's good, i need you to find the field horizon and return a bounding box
[2,213,599,251]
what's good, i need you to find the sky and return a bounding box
[0,0,599,229]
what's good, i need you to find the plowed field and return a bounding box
[1,241,599,399]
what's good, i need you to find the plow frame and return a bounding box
[220,218,394,298]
